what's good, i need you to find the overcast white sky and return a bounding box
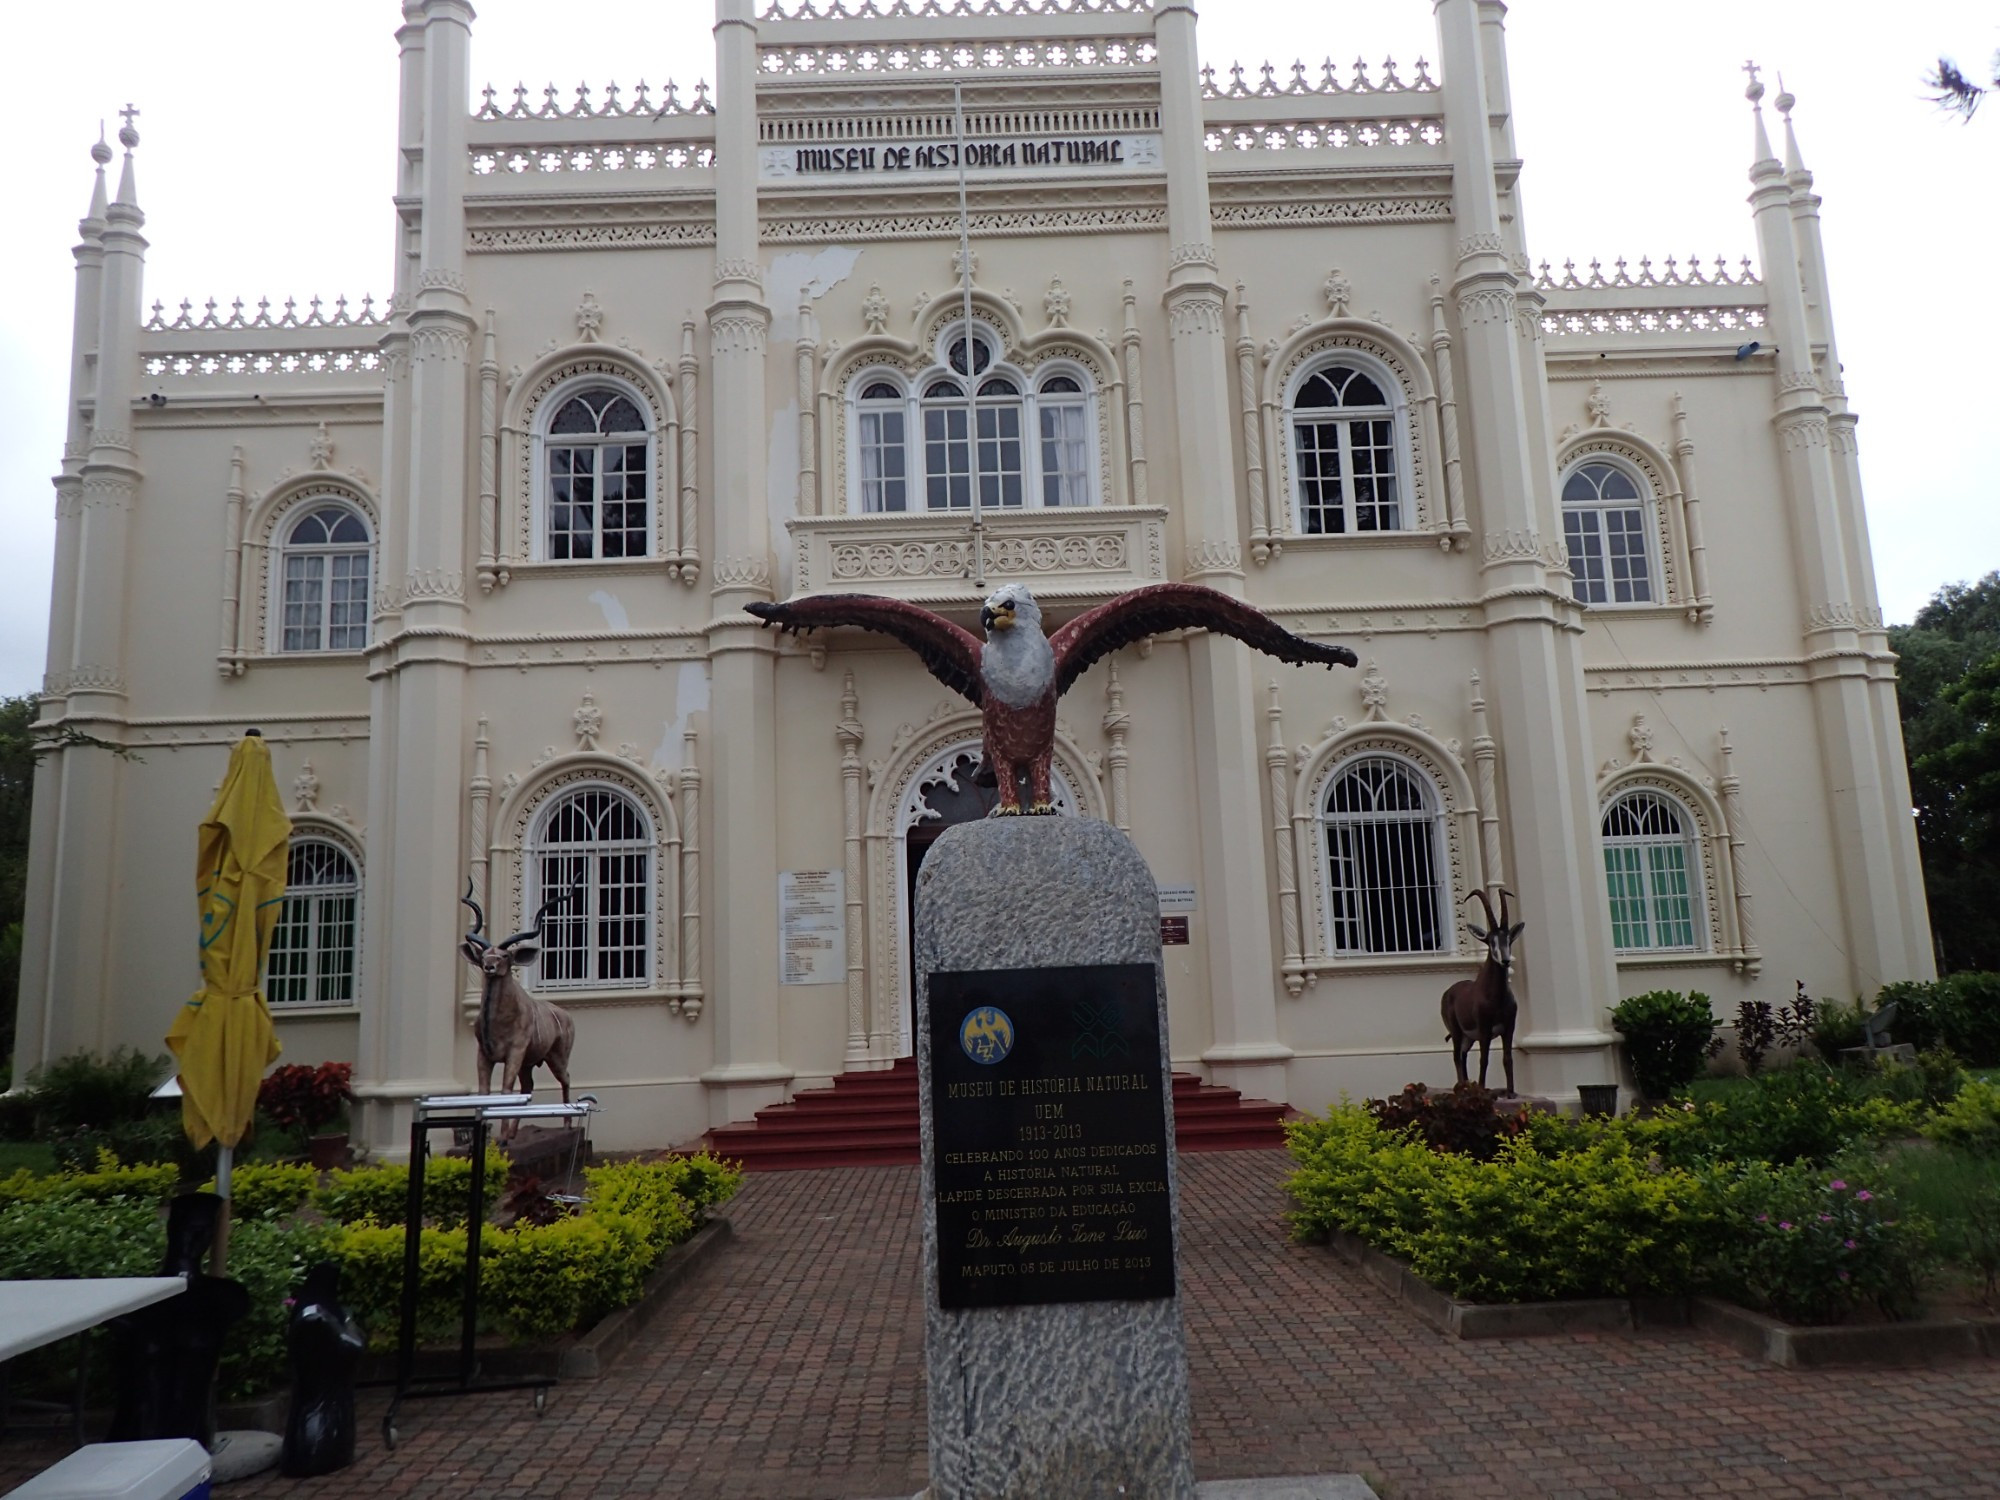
[1,1,1993,698]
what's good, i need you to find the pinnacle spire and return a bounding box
[1774,75,1808,178]
[1743,60,1778,172]
[85,125,111,226]
[113,104,140,208]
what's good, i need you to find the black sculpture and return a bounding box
[280,1261,365,1476]
[106,1192,251,1448]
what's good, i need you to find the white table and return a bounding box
[0,1277,186,1361]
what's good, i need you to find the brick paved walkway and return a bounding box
[4,1151,1998,1497]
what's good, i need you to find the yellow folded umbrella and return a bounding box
[166,732,290,1151]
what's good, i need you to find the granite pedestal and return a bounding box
[915,816,1195,1500]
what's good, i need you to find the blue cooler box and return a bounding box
[6,1440,211,1500]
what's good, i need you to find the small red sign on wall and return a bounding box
[1160,916,1190,946]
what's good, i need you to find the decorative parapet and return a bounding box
[145,295,386,332]
[756,35,1159,75]
[1536,255,1761,291]
[758,0,1152,16]
[142,342,385,380]
[470,140,717,177]
[475,80,714,120]
[1203,115,1443,154]
[786,505,1168,603]
[1200,57,1437,98]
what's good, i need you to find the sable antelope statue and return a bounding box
[1441,888,1525,1095]
[459,882,578,1122]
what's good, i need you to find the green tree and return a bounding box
[1891,574,2000,971]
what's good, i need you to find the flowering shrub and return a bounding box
[1713,1166,1934,1324]
[256,1062,353,1134]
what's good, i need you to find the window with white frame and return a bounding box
[1561,460,1654,605]
[848,332,1099,513]
[1322,754,1446,954]
[529,785,653,991]
[1601,788,1702,951]
[278,504,371,652]
[1288,361,1403,535]
[541,386,652,561]
[267,838,359,1006]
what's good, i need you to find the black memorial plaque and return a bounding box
[928,963,1175,1309]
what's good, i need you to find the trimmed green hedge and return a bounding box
[0,1150,744,1390]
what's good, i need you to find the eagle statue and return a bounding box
[746,582,1359,815]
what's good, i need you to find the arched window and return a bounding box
[542,386,652,560]
[267,838,359,1005]
[1322,754,1445,954]
[848,329,1099,512]
[1288,362,1403,535]
[529,785,654,991]
[856,379,909,513]
[279,504,371,652]
[1561,460,1654,605]
[1601,789,1702,951]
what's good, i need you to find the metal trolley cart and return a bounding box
[380,1091,596,1449]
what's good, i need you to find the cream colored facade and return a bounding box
[15,0,1933,1155]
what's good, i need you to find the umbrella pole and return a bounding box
[212,1142,233,1276]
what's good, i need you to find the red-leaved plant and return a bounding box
[258,1061,353,1135]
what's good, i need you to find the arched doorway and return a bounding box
[898,741,1078,1041]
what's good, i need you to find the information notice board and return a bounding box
[927,963,1175,1309]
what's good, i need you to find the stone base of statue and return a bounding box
[915,815,1195,1500]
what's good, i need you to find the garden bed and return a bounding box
[1323,1226,2000,1366]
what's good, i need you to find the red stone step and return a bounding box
[706,1062,1293,1170]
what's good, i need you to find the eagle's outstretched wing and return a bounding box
[1048,583,1359,695]
[745,595,985,705]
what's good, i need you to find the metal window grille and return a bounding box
[267,839,358,1005]
[546,389,650,560]
[1323,755,1445,954]
[531,786,653,991]
[1561,463,1653,604]
[1291,365,1402,535]
[280,505,371,652]
[1601,790,1698,950]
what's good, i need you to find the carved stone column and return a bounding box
[1154,0,1290,1101]
[837,674,868,1066]
[700,0,792,1121]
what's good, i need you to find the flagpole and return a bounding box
[953,79,985,590]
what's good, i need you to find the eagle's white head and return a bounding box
[979,583,1042,637]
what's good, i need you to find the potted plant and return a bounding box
[1609,990,1720,1105]
[258,1062,354,1169]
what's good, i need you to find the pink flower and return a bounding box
[1756,1214,1768,1223]
[1844,1239,1857,1250]
[1838,1270,1850,1281]
[1855,1190,1873,1202]
[1829,1180,1847,1191]
[1683,1102,1696,1112]
[1819,1214,1833,1222]
[1779,1221,1793,1231]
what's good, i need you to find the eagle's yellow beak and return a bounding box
[981,602,1016,633]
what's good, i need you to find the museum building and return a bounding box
[14,0,1934,1155]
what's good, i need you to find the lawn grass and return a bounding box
[1859,1140,2000,1304]
[0,1141,57,1176]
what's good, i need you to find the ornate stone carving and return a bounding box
[1322,268,1352,317]
[713,256,763,289]
[308,422,335,469]
[1183,537,1242,576]
[1455,286,1515,327]
[861,283,889,334]
[417,269,468,293]
[1586,380,1612,428]
[1482,529,1543,564]
[1456,233,1505,261]
[709,312,768,358]
[1628,712,1656,762]
[573,691,603,751]
[1167,292,1225,338]
[575,290,604,342]
[1359,661,1389,721]
[710,554,773,589]
[293,761,321,812]
[401,569,465,604]
[1043,277,1071,329]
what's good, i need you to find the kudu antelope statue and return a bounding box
[1441,888,1525,1095]
[460,882,579,1123]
